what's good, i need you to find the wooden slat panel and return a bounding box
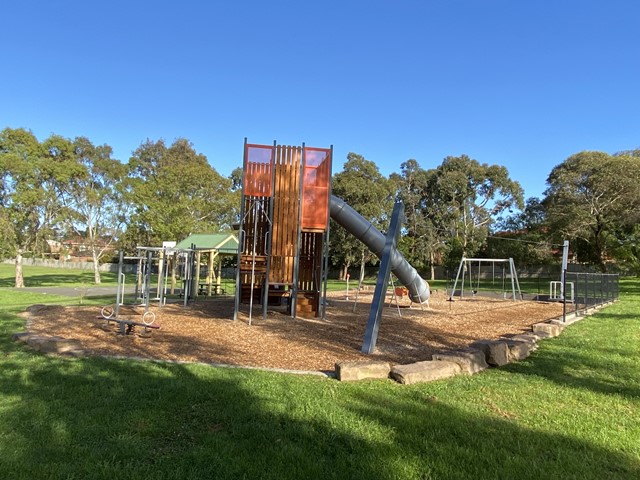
[269,145,301,285]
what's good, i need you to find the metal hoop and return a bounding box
[101,305,115,319]
[142,311,156,326]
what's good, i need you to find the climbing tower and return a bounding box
[233,139,332,321]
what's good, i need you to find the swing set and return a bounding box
[449,257,522,301]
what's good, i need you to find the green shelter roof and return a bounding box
[174,233,238,253]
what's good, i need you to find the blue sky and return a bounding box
[2,0,638,200]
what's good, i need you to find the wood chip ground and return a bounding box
[25,290,563,372]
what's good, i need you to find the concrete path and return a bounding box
[10,286,134,298]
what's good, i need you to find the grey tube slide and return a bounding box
[330,195,430,304]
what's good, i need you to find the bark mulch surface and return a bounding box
[25,290,563,372]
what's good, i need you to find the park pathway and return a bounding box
[10,286,134,298]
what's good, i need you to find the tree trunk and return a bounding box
[15,249,24,288]
[359,250,366,287]
[593,223,608,273]
[171,253,177,294]
[91,248,102,284]
[340,260,352,281]
[429,251,435,281]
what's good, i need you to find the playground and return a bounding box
[19,140,612,372]
[24,289,563,372]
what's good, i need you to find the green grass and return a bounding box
[1,268,639,479]
[0,263,119,288]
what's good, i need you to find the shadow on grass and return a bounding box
[0,351,638,479]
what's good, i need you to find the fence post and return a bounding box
[583,273,588,314]
[562,268,567,323]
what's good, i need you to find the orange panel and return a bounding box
[301,147,331,230]
[244,144,274,197]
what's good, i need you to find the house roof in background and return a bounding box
[174,233,238,253]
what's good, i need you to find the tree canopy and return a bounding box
[2,123,639,284]
[389,155,524,274]
[58,136,129,283]
[390,159,440,278]
[125,138,238,248]
[330,152,392,281]
[0,128,76,286]
[544,151,640,272]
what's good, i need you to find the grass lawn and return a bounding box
[0,269,638,479]
[0,263,119,288]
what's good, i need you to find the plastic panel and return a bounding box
[244,144,274,197]
[301,147,331,230]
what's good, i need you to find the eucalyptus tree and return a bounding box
[544,151,640,271]
[59,136,129,284]
[427,154,524,266]
[390,159,441,279]
[482,197,555,266]
[0,128,74,287]
[125,138,238,248]
[330,152,393,282]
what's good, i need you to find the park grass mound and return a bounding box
[24,290,564,372]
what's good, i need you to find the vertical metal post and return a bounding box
[183,250,191,307]
[600,274,604,305]
[291,144,305,319]
[144,249,152,314]
[320,145,333,320]
[135,254,142,300]
[583,273,588,313]
[320,231,330,319]
[461,259,466,298]
[248,202,260,326]
[116,250,124,318]
[233,138,249,321]
[560,240,569,300]
[156,249,164,300]
[262,141,277,320]
[194,249,201,300]
[562,267,567,323]
[161,247,169,306]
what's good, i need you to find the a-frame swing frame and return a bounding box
[449,257,522,301]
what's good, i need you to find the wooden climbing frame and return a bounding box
[233,140,332,321]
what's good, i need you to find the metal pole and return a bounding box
[560,240,569,300]
[362,201,404,354]
[262,141,277,319]
[509,258,517,301]
[291,145,305,319]
[135,255,142,300]
[583,273,588,314]
[248,202,259,326]
[449,258,465,301]
[320,145,333,320]
[116,251,124,318]
[562,268,567,323]
[233,138,249,321]
[183,251,191,307]
[144,250,152,314]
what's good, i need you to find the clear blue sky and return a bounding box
[2,0,638,200]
